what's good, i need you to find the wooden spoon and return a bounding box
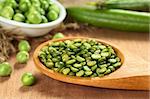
[33,37,150,90]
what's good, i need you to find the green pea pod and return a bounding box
[1,6,14,20]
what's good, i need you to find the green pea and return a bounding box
[53,33,65,39]
[48,0,53,5]
[76,70,84,77]
[15,9,21,13]
[98,74,104,77]
[98,57,106,62]
[70,66,79,72]
[66,59,76,65]
[16,51,29,64]
[94,50,101,54]
[85,71,93,76]
[55,62,64,68]
[41,46,48,52]
[47,10,58,21]
[66,65,71,68]
[99,45,106,49]
[41,1,49,10]
[108,46,115,54]
[99,64,108,68]
[83,43,91,49]
[13,13,25,22]
[69,72,75,76]
[62,68,70,75]
[104,69,111,74]
[101,52,109,57]
[52,42,60,46]
[1,6,14,20]
[5,0,17,9]
[96,68,101,75]
[0,62,12,77]
[31,0,41,6]
[20,0,31,4]
[91,73,97,77]
[74,39,82,42]
[87,61,96,66]
[91,54,101,59]
[108,66,115,71]
[108,59,117,63]
[74,43,82,47]
[99,67,107,73]
[52,58,59,62]
[0,2,4,11]
[73,64,82,68]
[18,40,31,52]
[41,15,48,23]
[45,61,54,68]
[19,0,31,12]
[76,56,85,62]
[107,63,111,66]
[85,57,92,61]
[40,9,45,15]
[19,3,28,12]
[62,54,70,62]
[102,48,109,52]
[53,68,60,72]
[80,62,86,66]
[21,72,36,86]
[27,11,42,24]
[115,57,121,62]
[59,67,65,73]
[83,66,91,71]
[48,4,60,13]
[113,62,122,67]
[47,54,52,59]
[70,55,75,59]
[69,45,77,49]
[91,65,97,71]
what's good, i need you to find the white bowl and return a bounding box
[0,0,66,37]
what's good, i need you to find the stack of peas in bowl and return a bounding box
[0,0,60,24]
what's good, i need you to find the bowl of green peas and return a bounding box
[0,0,66,37]
[33,37,124,86]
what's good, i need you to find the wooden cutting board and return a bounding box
[0,0,149,99]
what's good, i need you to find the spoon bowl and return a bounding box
[33,37,150,90]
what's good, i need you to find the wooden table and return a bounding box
[0,0,149,99]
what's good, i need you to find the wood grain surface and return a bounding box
[0,0,149,99]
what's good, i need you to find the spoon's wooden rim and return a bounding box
[33,37,125,81]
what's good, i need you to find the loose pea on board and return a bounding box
[38,39,122,77]
[0,62,12,77]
